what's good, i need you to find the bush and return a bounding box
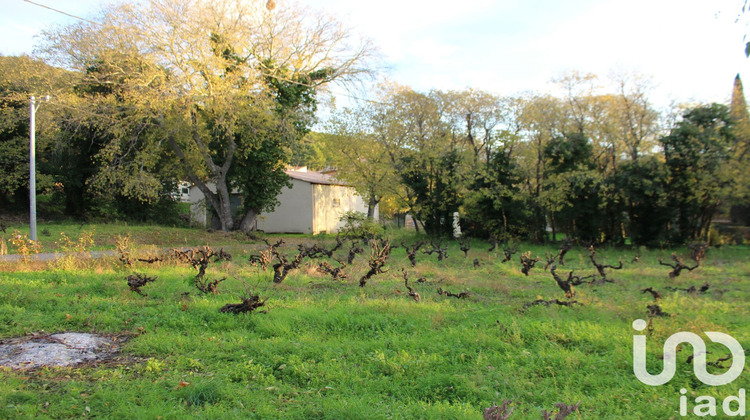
[89,193,188,226]
[339,211,383,240]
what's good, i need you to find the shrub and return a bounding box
[339,211,383,240]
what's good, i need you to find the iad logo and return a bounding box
[632,319,745,386]
[632,319,747,416]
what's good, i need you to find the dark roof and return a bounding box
[285,170,348,186]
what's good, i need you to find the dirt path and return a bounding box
[0,250,117,263]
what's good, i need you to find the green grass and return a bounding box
[0,222,256,254]
[0,230,748,418]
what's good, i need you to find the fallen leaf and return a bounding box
[177,380,190,388]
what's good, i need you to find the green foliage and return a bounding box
[661,103,735,242]
[36,0,371,232]
[176,380,224,406]
[615,157,671,246]
[462,149,531,239]
[228,128,304,226]
[401,151,462,236]
[550,169,605,242]
[339,211,383,239]
[544,132,594,174]
[541,133,605,242]
[0,55,71,207]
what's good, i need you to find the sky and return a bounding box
[1,0,748,109]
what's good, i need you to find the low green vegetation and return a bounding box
[0,222,254,255]
[0,228,748,419]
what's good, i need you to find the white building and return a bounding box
[173,181,192,202]
[188,168,376,234]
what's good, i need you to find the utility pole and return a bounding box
[29,95,48,242]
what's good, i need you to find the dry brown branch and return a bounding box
[658,253,699,279]
[299,236,344,259]
[347,241,365,264]
[543,252,557,271]
[665,283,709,294]
[127,273,156,296]
[483,399,514,420]
[401,240,425,267]
[588,246,622,280]
[641,287,662,300]
[359,239,392,287]
[541,402,580,420]
[437,288,470,299]
[549,265,574,298]
[423,238,448,261]
[502,245,518,263]
[318,260,348,281]
[557,239,574,266]
[523,299,581,309]
[271,246,307,284]
[248,239,283,270]
[115,235,133,266]
[520,251,540,276]
[219,293,265,314]
[647,304,670,317]
[195,276,226,294]
[402,270,421,302]
[171,246,232,293]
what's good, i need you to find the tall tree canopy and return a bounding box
[39,0,373,231]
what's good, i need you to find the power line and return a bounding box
[22,0,99,25]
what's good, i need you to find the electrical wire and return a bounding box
[22,0,99,25]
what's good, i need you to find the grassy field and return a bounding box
[0,225,748,419]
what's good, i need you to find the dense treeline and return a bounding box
[323,76,750,246]
[1,0,748,245]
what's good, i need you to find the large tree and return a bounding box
[661,103,735,242]
[729,74,750,225]
[0,55,72,208]
[40,0,372,231]
[324,107,398,218]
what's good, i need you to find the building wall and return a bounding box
[189,179,375,234]
[188,185,210,227]
[312,184,373,234]
[256,179,314,233]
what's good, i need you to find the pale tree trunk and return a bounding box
[213,180,234,231]
[239,209,259,233]
[166,112,237,231]
[367,196,379,219]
